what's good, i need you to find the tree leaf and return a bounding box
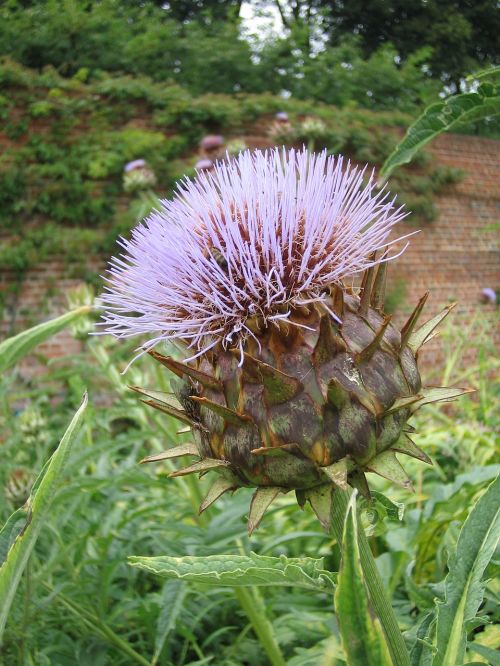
[0,393,88,644]
[334,491,394,666]
[380,83,500,178]
[0,306,92,373]
[431,474,500,666]
[128,552,336,592]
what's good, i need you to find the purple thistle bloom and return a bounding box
[124,159,147,173]
[275,112,289,121]
[101,148,412,361]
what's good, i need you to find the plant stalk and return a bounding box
[233,587,286,666]
[331,487,410,666]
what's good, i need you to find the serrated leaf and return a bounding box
[432,474,500,666]
[0,394,88,644]
[0,306,92,373]
[381,84,500,178]
[334,491,394,665]
[128,552,336,591]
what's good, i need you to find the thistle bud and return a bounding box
[101,149,470,532]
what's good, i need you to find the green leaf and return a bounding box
[380,83,500,178]
[334,492,394,666]
[128,552,336,592]
[469,643,500,666]
[408,611,435,666]
[0,306,92,373]
[0,393,88,644]
[152,580,187,666]
[431,474,500,666]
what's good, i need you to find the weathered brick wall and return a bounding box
[1,131,498,379]
[387,133,499,374]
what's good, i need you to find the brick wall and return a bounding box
[1,130,498,379]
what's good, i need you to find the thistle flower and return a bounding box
[102,148,470,532]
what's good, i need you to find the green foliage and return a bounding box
[432,475,499,666]
[334,493,393,665]
[0,58,466,298]
[381,76,500,178]
[129,553,336,592]
[0,306,92,374]
[0,314,497,663]
[0,393,88,643]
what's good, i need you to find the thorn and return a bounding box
[348,471,371,499]
[169,458,230,478]
[130,385,183,410]
[332,284,344,318]
[366,450,414,491]
[141,399,196,427]
[400,292,429,350]
[140,442,199,463]
[148,351,222,391]
[306,484,333,530]
[199,477,238,513]
[403,424,416,433]
[321,458,353,490]
[356,315,392,364]
[295,488,307,509]
[359,254,377,316]
[251,443,302,457]
[371,250,388,310]
[327,378,349,409]
[313,314,347,366]
[235,352,303,406]
[385,394,422,414]
[248,487,281,535]
[190,396,253,426]
[391,435,431,464]
[408,303,457,353]
[410,385,474,412]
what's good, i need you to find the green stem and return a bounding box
[233,587,286,666]
[331,488,410,666]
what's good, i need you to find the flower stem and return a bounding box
[330,487,410,666]
[233,587,286,666]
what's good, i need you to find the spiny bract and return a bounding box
[101,148,470,533]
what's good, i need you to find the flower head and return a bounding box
[102,148,410,359]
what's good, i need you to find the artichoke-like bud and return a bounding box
[123,159,157,193]
[101,149,470,533]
